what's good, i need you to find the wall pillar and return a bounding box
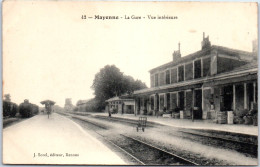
[134,99,138,116]
[133,100,136,115]
[184,91,186,110]
[164,94,167,108]
[184,64,186,81]
[244,83,247,109]
[177,92,179,107]
[193,61,195,79]
[202,85,204,111]
[154,94,158,111]
[233,84,236,111]
[253,82,256,103]
[177,67,179,82]
[192,88,195,121]
[201,58,203,77]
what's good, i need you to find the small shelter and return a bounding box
[40,100,55,112]
[105,96,135,114]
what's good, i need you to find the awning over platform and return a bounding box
[133,83,203,96]
[203,73,257,87]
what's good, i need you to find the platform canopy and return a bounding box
[40,100,55,106]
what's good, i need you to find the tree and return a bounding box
[4,94,11,102]
[123,76,147,95]
[91,65,147,111]
[92,65,125,110]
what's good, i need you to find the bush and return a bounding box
[19,102,39,118]
[164,109,172,114]
[235,109,248,117]
[31,104,39,115]
[147,110,153,116]
[3,101,11,117]
[174,107,181,113]
[111,108,118,114]
[174,113,180,119]
[3,101,18,117]
[158,111,164,116]
[19,103,32,118]
[143,109,147,115]
[10,104,18,117]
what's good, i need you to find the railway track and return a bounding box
[79,112,258,158]
[178,129,258,158]
[116,134,198,165]
[70,112,161,127]
[59,112,258,162]
[59,112,198,165]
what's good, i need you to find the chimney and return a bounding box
[252,39,258,57]
[173,42,181,62]
[201,32,211,50]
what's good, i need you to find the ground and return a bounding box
[3,113,126,165]
[3,111,258,165]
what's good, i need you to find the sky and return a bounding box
[2,1,258,106]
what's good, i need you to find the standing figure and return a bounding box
[40,100,55,119]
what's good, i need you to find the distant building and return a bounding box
[76,100,89,112]
[64,98,75,111]
[133,33,258,120]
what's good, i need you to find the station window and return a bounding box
[159,72,165,86]
[185,63,193,81]
[178,65,184,82]
[203,57,211,77]
[166,70,170,84]
[150,75,155,87]
[194,59,202,78]
[155,73,159,87]
[171,68,177,83]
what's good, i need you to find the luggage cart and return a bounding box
[136,117,147,132]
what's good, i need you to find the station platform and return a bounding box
[3,113,126,165]
[91,112,258,136]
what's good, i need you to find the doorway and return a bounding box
[194,89,202,119]
[178,91,185,110]
[221,85,233,111]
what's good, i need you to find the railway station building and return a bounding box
[133,33,258,120]
[106,96,135,114]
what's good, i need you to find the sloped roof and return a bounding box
[105,96,121,102]
[105,96,134,102]
[40,100,55,105]
[149,45,253,73]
